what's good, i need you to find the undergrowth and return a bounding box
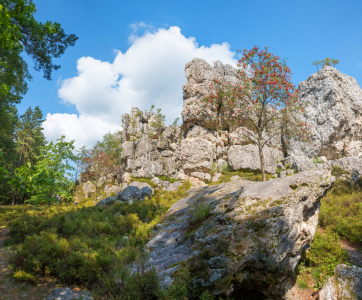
[1,181,192,299]
[319,179,362,244]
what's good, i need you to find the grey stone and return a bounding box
[228,144,283,174]
[145,170,335,299]
[230,175,241,181]
[117,186,142,203]
[282,155,316,173]
[190,172,211,182]
[46,287,94,300]
[181,137,213,173]
[151,177,163,187]
[129,181,152,190]
[328,157,362,181]
[164,181,183,192]
[288,66,362,160]
[319,264,362,300]
[96,197,120,207]
[141,186,152,198]
[212,173,223,183]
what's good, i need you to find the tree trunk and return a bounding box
[259,146,266,182]
[94,185,97,202]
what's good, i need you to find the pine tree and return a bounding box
[16,106,47,167]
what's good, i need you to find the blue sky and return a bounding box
[20,0,362,148]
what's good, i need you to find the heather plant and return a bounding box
[3,181,191,299]
[199,46,312,181]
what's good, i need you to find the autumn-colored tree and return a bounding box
[199,46,312,181]
[82,145,116,201]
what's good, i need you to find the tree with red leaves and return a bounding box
[200,46,312,181]
[82,145,116,201]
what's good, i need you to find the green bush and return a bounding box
[319,179,362,243]
[6,181,191,299]
[306,230,348,289]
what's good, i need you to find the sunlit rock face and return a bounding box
[145,170,335,299]
[288,66,362,160]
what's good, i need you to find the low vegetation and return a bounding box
[294,178,361,292]
[1,181,193,299]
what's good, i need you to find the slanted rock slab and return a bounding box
[145,170,335,299]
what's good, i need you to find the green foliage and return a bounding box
[289,184,298,190]
[158,268,191,300]
[172,117,180,127]
[319,179,362,243]
[313,155,323,164]
[15,106,47,167]
[188,202,212,226]
[306,230,348,289]
[157,175,178,183]
[0,0,78,83]
[4,181,191,298]
[130,177,158,188]
[200,46,311,181]
[312,57,339,71]
[210,170,273,184]
[331,165,349,178]
[8,136,75,204]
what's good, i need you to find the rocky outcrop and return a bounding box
[328,157,362,181]
[319,264,362,300]
[181,59,239,132]
[288,66,362,160]
[117,59,284,181]
[145,170,335,299]
[228,144,283,173]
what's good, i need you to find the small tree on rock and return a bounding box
[199,46,312,181]
[312,57,339,71]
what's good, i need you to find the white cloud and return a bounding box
[43,113,121,149]
[44,25,237,148]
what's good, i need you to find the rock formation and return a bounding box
[319,264,362,300]
[289,66,362,159]
[145,170,335,299]
[118,59,284,184]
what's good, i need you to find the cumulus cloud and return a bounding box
[43,25,237,147]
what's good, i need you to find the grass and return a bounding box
[209,170,274,185]
[319,179,362,244]
[0,181,191,300]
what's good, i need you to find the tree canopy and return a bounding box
[200,46,312,181]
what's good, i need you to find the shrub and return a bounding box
[6,181,191,298]
[319,179,362,243]
[306,230,348,289]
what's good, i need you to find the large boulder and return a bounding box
[227,144,283,174]
[319,264,362,300]
[288,66,362,159]
[96,197,120,207]
[145,170,335,299]
[181,137,213,173]
[282,155,317,173]
[117,186,143,204]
